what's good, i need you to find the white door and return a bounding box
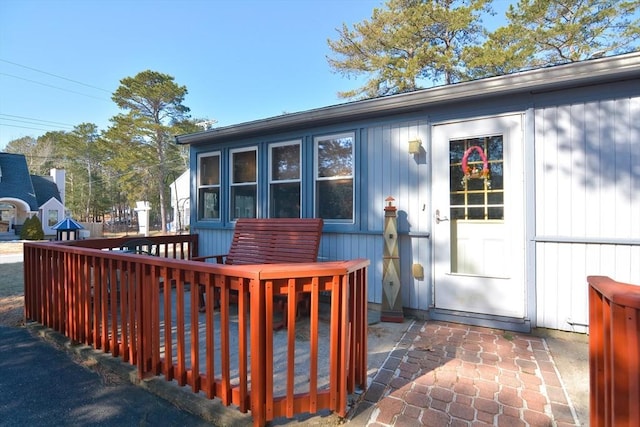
[432,115,526,319]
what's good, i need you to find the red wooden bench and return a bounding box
[194,218,324,327]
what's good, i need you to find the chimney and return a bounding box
[50,168,66,205]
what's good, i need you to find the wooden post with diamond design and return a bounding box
[381,196,404,322]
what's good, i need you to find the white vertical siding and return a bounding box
[536,243,640,332]
[535,94,640,331]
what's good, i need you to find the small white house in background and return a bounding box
[169,170,190,232]
[176,52,640,333]
[0,153,67,237]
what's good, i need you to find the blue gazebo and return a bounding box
[52,217,84,241]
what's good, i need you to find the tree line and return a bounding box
[5,71,203,232]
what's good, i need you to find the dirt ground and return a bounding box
[0,242,24,327]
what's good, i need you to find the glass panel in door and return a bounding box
[449,136,507,278]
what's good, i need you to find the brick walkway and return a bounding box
[351,320,579,427]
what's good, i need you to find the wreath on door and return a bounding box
[461,146,491,188]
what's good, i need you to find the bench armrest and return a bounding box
[191,254,227,264]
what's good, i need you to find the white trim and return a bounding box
[229,146,258,220]
[196,152,221,221]
[313,132,355,223]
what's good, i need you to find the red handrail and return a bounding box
[588,276,640,427]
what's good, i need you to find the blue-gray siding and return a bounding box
[190,77,640,332]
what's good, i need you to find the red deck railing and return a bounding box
[588,276,640,427]
[23,236,369,426]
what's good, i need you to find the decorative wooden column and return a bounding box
[381,196,404,322]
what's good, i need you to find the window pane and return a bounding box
[467,207,485,219]
[272,144,300,181]
[489,163,503,190]
[450,193,465,206]
[488,207,504,220]
[198,188,219,220]
[450,207,465,220]
[488,192,503,204]
[270,182,300,218]
[487,136,503,161]
[449,135,503,221]
[48,210,59,227]
[232,150,256,183]
[467,193,484,205]
[316,179,353,220]
[317,136,353,178]
[231,185,256,219]
[200,155,219,185]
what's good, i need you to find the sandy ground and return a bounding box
[0,242,23,255]
[0,242,25,327]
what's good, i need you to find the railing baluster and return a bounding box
[203,272,216,399]
[188,269,200,392]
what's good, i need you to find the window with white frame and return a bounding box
[315,132,354,221]
[230,147,257,220]
[269,141,301,218]
[197,152,220,220]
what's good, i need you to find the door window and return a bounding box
[448,135,506,276]
[449,136,504,221]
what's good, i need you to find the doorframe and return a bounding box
[428,112,535,332]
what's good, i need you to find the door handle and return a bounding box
[435,209,449,224]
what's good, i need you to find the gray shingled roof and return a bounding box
[0,153,39,211]
[30,175,62,206]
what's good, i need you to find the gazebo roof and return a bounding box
[52,217,84,231]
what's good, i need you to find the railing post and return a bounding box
[250,277,266,427]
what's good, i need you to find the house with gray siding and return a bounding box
[176,52,640,333]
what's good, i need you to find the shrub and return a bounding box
[20,216,45,240]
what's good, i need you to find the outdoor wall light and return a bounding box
[408,138,422,154]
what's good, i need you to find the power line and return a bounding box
[0,72,111,101]
[0,58,111,93]
[0,114,75,129]
[0,123,56,132]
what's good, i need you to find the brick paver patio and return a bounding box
[353,320,579,426]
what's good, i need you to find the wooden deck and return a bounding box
[23,235,369,427]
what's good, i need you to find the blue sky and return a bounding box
[0,0,514,150]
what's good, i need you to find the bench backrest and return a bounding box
[226,218,323,265]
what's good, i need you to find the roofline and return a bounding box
[175,52,640,146]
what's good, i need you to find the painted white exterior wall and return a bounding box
[170,170,191,232]
[39,197,66,236]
